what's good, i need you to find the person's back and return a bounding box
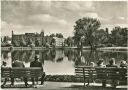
[12,60,25,67]
[30,55,45,85]
[1,61,8,87]
[106,58,118,68]
[106,58,118,87]
[106,64,117,67]
[30,60,42,67]
[11,59,28,86]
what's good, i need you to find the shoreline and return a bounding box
[1,46,128,51]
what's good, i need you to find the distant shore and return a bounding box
[1,46,128,51]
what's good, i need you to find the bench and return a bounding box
[1,67,45,87]
[75,66,96,86]
[75,66,128,87]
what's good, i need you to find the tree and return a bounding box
[20,37,27,47]
[74,17,101,50]
[110,26,128,46]
[94,29,108,46]
[3,36,8,43]
[56,33,63,38]
[51,38,56,46]
[66,37,74,47]
[50,34,56,37]
[35,39,40,47]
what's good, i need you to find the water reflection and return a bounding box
[1,49,127,75]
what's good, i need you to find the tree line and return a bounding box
[64,17,127,49]
[1,17,127,48]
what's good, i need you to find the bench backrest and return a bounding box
[75,66,127,80]
[75,66,96,79]
[96,67,118,79]
[1,67,44,78]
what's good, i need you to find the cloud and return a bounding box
[61,1,95,12]
[1,1,128,37]
[117,17,125,20]
[80,12,98,18]
[29,14,68,25]
[1,21,42,36]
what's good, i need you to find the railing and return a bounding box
[1,47,47,51]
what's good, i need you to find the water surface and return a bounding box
[1,49,127,75]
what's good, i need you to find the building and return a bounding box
[53,37,65,47]
[12,31,44,47]
[1,36,12,47]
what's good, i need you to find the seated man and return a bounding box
[30,55,45,85]
[106,58,118,87]
[96,59,106,68]
[11,59,28,87]
[1,61,8,87]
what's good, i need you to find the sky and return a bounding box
[1,1,128,37]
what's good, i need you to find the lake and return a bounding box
[1,49,127,75]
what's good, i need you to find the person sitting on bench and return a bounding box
[96,59,106,68]
[1,61,8,87]
[106,58,118,68]
[106,58,118,87]
[30,55,45,85]
[11,59,28,87]
[120,60,128,68]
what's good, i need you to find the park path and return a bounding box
[1,81,127,90]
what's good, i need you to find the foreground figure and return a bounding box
[11,59,28,87]
[30,55,45,85]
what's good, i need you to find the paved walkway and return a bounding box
[1,81,128,90]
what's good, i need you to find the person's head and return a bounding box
[35,55,39,61]
[109,58,116,65]
[120,60,127,64]
[2,61,7,66]
[97,59,104,66]
[90,62,95,67]
[13,59,18,63]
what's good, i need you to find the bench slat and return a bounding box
[1,67,44,78]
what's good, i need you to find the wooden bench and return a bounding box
[75,66,96,86]
[75,66,128,87]
[1,67,45,87]
[96,67,128,87]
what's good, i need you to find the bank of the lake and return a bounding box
[1,46,128,51]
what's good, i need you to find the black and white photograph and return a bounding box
[1,0,128,90]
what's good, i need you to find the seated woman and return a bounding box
[96,59,106,87]
[120,60,127,68]
[90,62,95,67]
[106,58,118,67]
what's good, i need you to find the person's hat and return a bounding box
[35,55,39,59]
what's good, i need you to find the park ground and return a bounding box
[1,81,128,90]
